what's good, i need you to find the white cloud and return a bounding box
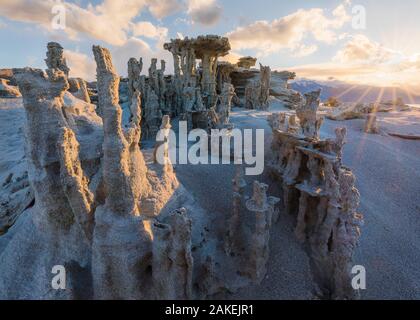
[0,0,181,46]
[334,34,395,63]
[65,50,96,81]
[187,0,222,26]
[111,37,173,77]
[287,35,420,88]
[147,0,184,19]
[219,51,242,64]
[64,36,173,82]
[292,44,318,58]
[226,2,351,55]
[131,21,168,40]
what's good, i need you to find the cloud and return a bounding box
[219,51,242,64]
[131,21,168,40]
[147,0,184,19]
[226,2,351,56]
[286,35,420,88]
[65,50,96,81]
[334,34,395,63]
[292,44,318,58]
[0,0,181,46]
[111,37,173,77]
[64,36,173,82]
[187,0,222,26]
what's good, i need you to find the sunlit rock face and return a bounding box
[0,78,21,98]
[268,90,363,300]
[237,56,257,69]
[0,41,281,300]
[162,35,237,131]
[0,34,370,300]
[45,42,70,77]
[325,99,411,121]
[231,63,302,110]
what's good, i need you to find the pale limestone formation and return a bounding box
[242,64,271,110]
[163,36,237,131]
[296,89,323,139]
[268,92,363,299]
[0,45,200,300]
[237,56,257,69]
[193,35,230,108]
[275,71,296,86]
[0,39,305,300]
[258,63,271,109]
[148,58,159,94]
[244,80,260,109]
[164,38,196,115]
[245,181,280,282]
[164,35,230,111]
[225,166,247,256]
[217,83,235,124]
[216,61,235,93]
[157,60,168,113]
[128,57,168,126]
[45,42,94,105]
[152,208,193,299]
[269,71,304,109]
[0,170,33,235]
[224,167,279,284]
[364,114,379,134]
[0,78,21,98]
[326,100,410,121]
[143,86,162,139]
[45,42,70,76]
[68,77,91,103]
[153,115,171,164]
[127,57,143,101]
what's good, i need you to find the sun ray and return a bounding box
[352,87,385,164]
[392,87,397,110]
[371,87,386,114]
[355,86,373,105]
[402,85,417,105]
[335,85,359,100]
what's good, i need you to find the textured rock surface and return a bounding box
[296,89,324,139]
[237,56,257,69]
[325,100,410,121]
[163,35,235,131]
[0,47,190,299]
[45,42,70,76]
[0,78,21,98]
[258,64,271,109]
[0,42,280,300]
[268,90,363,299]
[68,78,91,103]
[217,83,235,124]
[364,114,379,134]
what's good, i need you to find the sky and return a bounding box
[1,0,420,91]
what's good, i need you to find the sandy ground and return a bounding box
[0,97,419,299]
[0,98,26,184]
